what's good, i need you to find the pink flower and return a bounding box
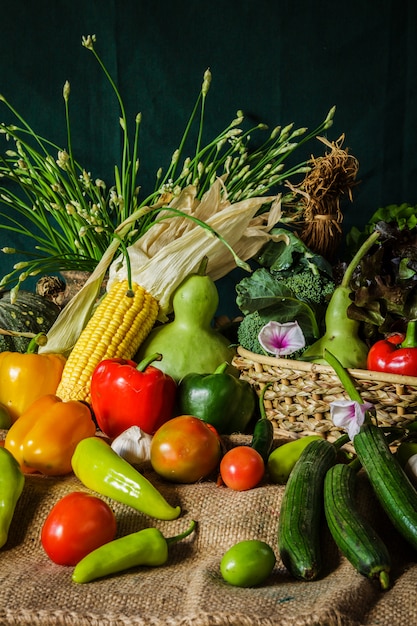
[330,400,373,440]
[258,321,306,357]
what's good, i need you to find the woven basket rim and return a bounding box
[236,345,417,386]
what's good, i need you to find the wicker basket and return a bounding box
[233,346,417,441]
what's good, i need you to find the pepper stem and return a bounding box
[259,382,273,420]
[400,319,417,349]
[26,332,48,354]
[165,519,197,545]
[197,256,209,276]
[213,361,229,375]
[136,352,162,372]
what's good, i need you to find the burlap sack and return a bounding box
[0,433,416,626]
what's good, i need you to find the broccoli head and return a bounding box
[237,311,266,355]
[237,268,334,357]
[237,310,313,358]
[282,270,335,306]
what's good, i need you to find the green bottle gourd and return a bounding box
[136,258,235,382]
[302,230,380,369]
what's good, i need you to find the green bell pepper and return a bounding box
[0,447,25,548]
[177,362,255,434]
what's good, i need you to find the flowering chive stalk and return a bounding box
[258,320,306,357]
[324,348,374,440]
[0,34,335,293]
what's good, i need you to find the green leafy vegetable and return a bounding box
[256,229,333,277]
[235,229,335,347]
[345,221,417,338]
[346,203,417,256]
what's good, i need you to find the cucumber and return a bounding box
[278,438,337,581]
[354,423,417,551]
[324,463,391,590]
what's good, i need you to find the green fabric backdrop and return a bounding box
[0,0,416,312]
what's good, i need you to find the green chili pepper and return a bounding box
[71,437,181,520]
[72,519,196,583]
[177,361,256,434]
[0,447,25,548]
[250,383,274,464]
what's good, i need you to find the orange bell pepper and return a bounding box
[0,335,66,423]
[4,394,96,475]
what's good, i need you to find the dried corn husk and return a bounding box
[40,180,283,355]
[109,179,283,317]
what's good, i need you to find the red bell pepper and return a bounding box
[367,319,417,377]
[90,353,177,438]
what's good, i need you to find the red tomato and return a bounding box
[150,415,221,483]
[41,491,117,565]
[220,446,265,491]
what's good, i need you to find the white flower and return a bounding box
[258,321,306,357]
[330,400,373,440]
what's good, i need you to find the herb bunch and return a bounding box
[0,34,334,295]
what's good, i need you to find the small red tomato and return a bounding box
[41,491,117,565]
[220,446,265,491]
[150,415,221,483]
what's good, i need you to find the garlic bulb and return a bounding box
[111,426,153,464]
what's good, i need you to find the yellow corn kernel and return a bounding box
[56,280,159,403]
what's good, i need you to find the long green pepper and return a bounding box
[0,447,25,548]
[72,519,196,583]
[71,437,181,520]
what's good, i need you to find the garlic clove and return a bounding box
[111,426,153,464]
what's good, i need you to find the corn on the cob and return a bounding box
[56,280,159,403]
[45,183,282,404]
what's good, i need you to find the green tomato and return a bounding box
[396,441,417,467]
[396,442,417,485]
[220,540,276,587]
[267,435,322,484]
[0,403,12,429]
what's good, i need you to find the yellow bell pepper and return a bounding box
[4,394,96,475]
[0,335,66,423]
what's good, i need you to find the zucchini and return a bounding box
[324,463,391,590]
[278,438,337,580]
[354,423,417,551]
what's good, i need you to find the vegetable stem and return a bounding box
[165,519,196,545]
[324,349,363,403]
[341,229,380,288]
